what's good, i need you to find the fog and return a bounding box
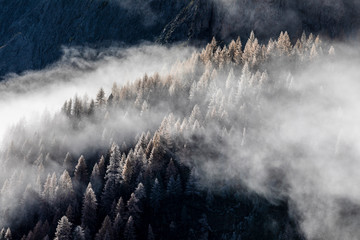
[2,37,360,239]
[0,44,194,149]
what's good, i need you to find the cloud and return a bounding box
[2,35,360,239]
[0,43,194,150]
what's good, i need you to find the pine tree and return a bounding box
[55,170,75,212]
[4,228,11,240]
[127,193,142,225]
[277,31,292,55]
[74,155,88,195]
[166,175,182,199]
[112,213,124,239]
[102,143,122,212]
[150,178,163,213]
[124,216,136,240]
[81,184,97,236]
[73,95,83,119]
[54,216,72,240]
[74,155,88,185]
[63,152,75,177]
[147,225,155,240]
[73,226,85,240]
[95,216,113,240]
[90,163,103,196]
[96,88,106,108]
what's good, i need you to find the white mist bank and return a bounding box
[0,44,194,149]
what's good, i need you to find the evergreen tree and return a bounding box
[147,225,155,240]
[81,184,97,236]
[124,216,136,240]
[73,226,85,240]
[54,216,72,240]
[102,143,122,212]
[90,163,103,196]
[4,228,11,240]
[63,152,75,176]
[55,170,75,212]
[74,155,88,196]
[150,178,163,213]
[95,216,113,240]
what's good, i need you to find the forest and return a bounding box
[0,31,345,240]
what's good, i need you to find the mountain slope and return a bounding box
[1,0,360,78]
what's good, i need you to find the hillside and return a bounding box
[0,31,348,240]
[1,0,360,78]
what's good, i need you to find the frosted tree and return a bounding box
[98,155,106,177]
[277,31,292,55]
[242,31,256,63]
[95,216,113,240]
[4,228,11,240]
[102,143,122,212]
[81,184,97,236]
[55,170,75,212]
[87,99,95,116]
[73,95,83,119]
[148,132,167,175]
[73,226,86,240]
[185,170,200,199]
[74,155,88,195]
[96,88,106,108]
[54,216,72,240]
[150,178,163,213]
[127,193,142,224]
[63,152,75,177]
[165,158,178,182]
[90,163,102,196]
[124,216,136,240]
[112,212,124,239]
[166,175,182,200]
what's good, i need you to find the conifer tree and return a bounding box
[150,178,163,213]
[95,216,113,240]
[74,155,88,197]
[81,184,97,236]
[147,225,155,240]
[54,216,72,240]
[90,163,102,196]
[96,88,106,108]
[73,226,86,240]
[124,216,136,240]
[102,143,122,212]
[63,152,75,177]
[4,228,11,240]
[56,170,75,212]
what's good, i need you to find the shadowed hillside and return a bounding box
[1,0,360,78]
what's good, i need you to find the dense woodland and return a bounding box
[0,31,333,240]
